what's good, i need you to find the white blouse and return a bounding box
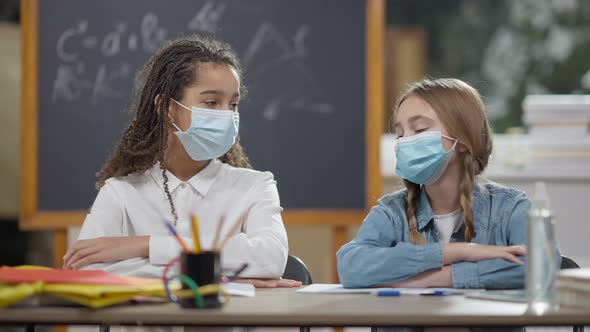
[77,159,288,279]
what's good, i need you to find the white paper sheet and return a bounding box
[296,283,471,295]
[221,282,256,297]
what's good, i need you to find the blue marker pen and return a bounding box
[376,290,401,296]
[422,290,461,296]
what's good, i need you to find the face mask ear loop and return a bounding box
[170,98,191,111]
[169,98,190,133]
[441,135,459,152]
[171,122,183,132]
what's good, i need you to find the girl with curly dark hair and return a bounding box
[63,35,298,287]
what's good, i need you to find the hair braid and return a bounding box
[459,154,475,242]
[404,180,427,244]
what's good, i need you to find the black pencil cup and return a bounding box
[180,251,223,309]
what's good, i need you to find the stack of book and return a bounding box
[558,268,590,309]
[522,94,590,174]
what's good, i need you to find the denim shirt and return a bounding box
[337,182,547,289]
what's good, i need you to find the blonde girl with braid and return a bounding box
[63,35,300,288]
[337,78,548,289]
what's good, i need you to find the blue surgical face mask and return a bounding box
[170,98,239,161]
[394,130,458,185]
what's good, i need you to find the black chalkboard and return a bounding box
[36,0,366,211]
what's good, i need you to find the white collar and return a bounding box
[149,159,222,197]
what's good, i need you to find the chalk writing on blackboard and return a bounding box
[243,23,334,120]
[52,12,168,105]
[187,1,226,33]
[51,7,333,119]
[36,0,368,212]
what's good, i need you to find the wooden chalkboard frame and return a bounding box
[20,0,385,274]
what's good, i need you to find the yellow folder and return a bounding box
[0,266,178,309]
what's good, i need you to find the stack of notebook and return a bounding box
[0,266,171,308]
[522,94,590,173]
[558,268,590,309]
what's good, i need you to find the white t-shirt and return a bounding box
[77,159,288,279]
[433,209,463,243]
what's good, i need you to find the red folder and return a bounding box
[0,267,132,286]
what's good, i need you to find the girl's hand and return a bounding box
[63,236,150,270]
[230,278,302,288]
[443,243,526,265]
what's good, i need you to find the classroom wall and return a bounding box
[0,23,30,267]
[0,23,55,268]
[0,23,20,219]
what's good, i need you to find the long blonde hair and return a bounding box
[393,78,493,244]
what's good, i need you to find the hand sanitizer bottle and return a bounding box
[526,181,559,314]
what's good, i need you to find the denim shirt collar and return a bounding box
[415,183,487,231]
[416,189,434,231]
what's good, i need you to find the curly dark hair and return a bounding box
[96,34,252,224]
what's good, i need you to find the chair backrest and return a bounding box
[560,255,580,269]
[283,255,313,285]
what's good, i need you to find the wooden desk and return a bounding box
[0,289,588,327]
